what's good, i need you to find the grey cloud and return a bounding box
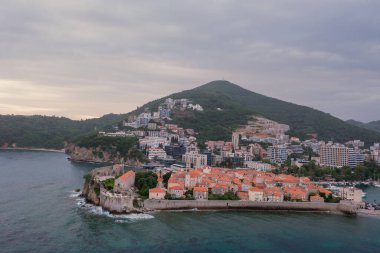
[0,0,379,121]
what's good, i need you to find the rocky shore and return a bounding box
[81,165,144,214]
[0,147,64,152]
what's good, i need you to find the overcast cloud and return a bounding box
[0,0,379,121]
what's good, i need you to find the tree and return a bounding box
[162,172,172,188]
[135,172,158,198]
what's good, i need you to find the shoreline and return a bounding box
[82,198,358,215]
[67,157,114,165]
[357,209,380,218]
[79,196,346,216]
[142,199,358,215]
[0,147,65,153]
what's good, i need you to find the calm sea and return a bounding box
[1,151,380,253]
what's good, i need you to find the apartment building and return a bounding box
[267,145,288,164]
[319,144,364,168]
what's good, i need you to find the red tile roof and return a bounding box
[118,171,135,181]
[249,187,264,192]
[149,188,166,193]
[193,187,208,192]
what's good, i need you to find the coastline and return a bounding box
[78,195,348,216]
[357,209,380,218]
[142,199,359,215]
[0,147,65,153]
[67,157,114,165]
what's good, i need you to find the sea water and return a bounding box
[1,150,380,253]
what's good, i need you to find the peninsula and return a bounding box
[81,164,359,215]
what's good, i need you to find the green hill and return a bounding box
[0,114,127,149]
[366,121,380,133]
[1,80,379,149]
[124,80,380,144]
[347,119,380,134]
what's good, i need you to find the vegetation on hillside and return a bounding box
[75,134,147,162]
[347,119,380,134]
[135,172,158,197]
[1,81,379,150]
[0,114,127,149]
[274,161,380,182]
[102,178,115,191]
[124,80,380,144]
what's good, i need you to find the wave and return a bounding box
[69,191,81,198]
[74,196,154,223]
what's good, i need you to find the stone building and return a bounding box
[149,188,166,200]
[114,171,135,193]
[249,187,264,202]
[193,187,208,200]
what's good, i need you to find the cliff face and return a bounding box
[65,143,144,166]
[65,143,114,163]
[82,180,101,205]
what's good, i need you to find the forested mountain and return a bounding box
[347,119,380,134]
[124,80,380,144]
[0,114,127,149]
[1,80,380,149]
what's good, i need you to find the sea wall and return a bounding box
[99,190,134,213]
[143,200,359,214]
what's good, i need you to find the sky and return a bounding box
[0,0,379,122]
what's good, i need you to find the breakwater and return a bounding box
[143,200,359,214]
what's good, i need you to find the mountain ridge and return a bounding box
[1,80,380,148]
[346,119,380,133]
[123,80,380,144]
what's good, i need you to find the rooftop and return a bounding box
[149,188,166,193]
[118,170,135,181]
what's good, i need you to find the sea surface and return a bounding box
[1,151,380,253]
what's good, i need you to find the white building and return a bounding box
[267,145,288,164]
[182,151,208,168]
[149,188,166,200]
[99,131,134,137]
[188,104,203,111]
[248,187,264,202]
[319,144,364,168]
[370,143,380,165]
[232,132,240,150]
[193,187,208,200]
[139,137,169,149]
[148,148,167,160]
[244,161,273,171]
[339,187,363,203]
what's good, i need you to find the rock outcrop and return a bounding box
[82,165,123,205]
[65,143,144,166]
[81,165,138,213]
[65,143,114,163]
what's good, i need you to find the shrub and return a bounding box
[102,178,115,191]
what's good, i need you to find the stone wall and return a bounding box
[143,200,358,214]
[99,190,134,213]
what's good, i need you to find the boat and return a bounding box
[374,183,380,188]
